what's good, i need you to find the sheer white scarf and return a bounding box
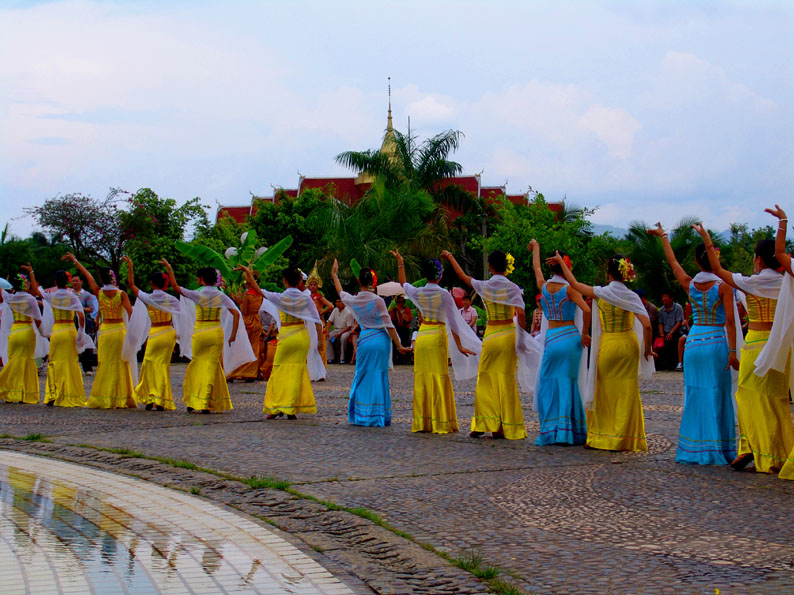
[0,290,48,363]
[471,274,540,394]
[179,286,257,374]
[259,287,325,381]
[40,288,94,353]
[585,281,655,409]
[755,263,794,388]
[402,282,482,381]
[340,290,395,371]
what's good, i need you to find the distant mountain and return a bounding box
[591,224,627,238]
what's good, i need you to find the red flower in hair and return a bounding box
[371,271,378,288]
[562,255,573,271]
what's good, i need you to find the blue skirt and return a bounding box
[535,326,587,445]
[348,328,392,427]
[677,326,736,465]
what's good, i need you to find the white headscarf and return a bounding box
[402,282,482,381]
[179,286,256,374]
[259,287,326,381]
[584,281,655,409]
[0,289,48,363]
[40,288,94,353]
[471,274,540,394]
[755,262,794,386]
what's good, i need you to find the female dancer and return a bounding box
[695,220,792,472]
[330,259,410,427]
[226,274,264,382]
[548,252,654,451]
[647,224,740,464]
[162,261,247,413]
[528,240,590,445]
[442,249,535,440]
[238,264,321,419]
[63,253,135,409]
[121,256,182,411]
[36,269,89,407]
[0,266,48,403]
[391,250,479,434]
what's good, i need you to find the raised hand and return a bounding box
[647,222,665,237]
[158,258,172,269]
[20,263,33,274]
[764,204,787,220]
[440,250,453,261]
[692,222,710,240]
[233,264,252,274]
[389,248,402,260]
[528,239,539,252]
[331,258,339,276]
[545,251,564,267]
[62,252,77,263]
[121,255,132,266]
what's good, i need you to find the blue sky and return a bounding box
[1,0,792,237]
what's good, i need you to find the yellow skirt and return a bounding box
[227,316,262,380]
[264,325,315,415]
[183,322,232,412]
[412,323,458,433]
[88,322,135,409]
[736,330,794,473]
[134,326,177,410]
[472,323,526,439]
[0,322,39,404]
[587,330,647,452]
[45,322,86,407]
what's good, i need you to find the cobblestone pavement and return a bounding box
[1,365,793,593]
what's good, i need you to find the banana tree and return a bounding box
[175,230,293,293]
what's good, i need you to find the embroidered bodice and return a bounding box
[484,300,515,322]
[688,282,725,325]
[541,285,577,322]
[99,291,125,320]
[745,294,776,323]
[599,300,634,333]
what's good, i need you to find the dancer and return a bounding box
[528,240,590,446]
[238,264,321,419]
[330,259,410,427]
[548,252,654,451]
[391,250,479,434]
[647,224,740,465]
[163,261,251,413]
[695,219,792,472]
[307,263,333,369]
[0,266,48,403]
[37,269,90,407]
[121,256,182,411]
[226,274,264,382]
[63,253,136,409]
[442,249,537,440]
[756,205,794,479]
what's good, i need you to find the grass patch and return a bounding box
[310,544,325,553]
[189,486,201,495]
[104,447,145,458]
[21,433,49,442]
[0,433,13,439]
[488,578,523,595]
[348,506,382,524]
[243,475,291,490]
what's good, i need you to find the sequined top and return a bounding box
[484,300,515,322]
[541,285,577,322]
[148,306,172,324]
[598,300,634,333]
[745,294,776,323]
[688,282,725,325]
[280,310,303,325]
[99,291,125,320]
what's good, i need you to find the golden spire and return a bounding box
[380,76,397,157]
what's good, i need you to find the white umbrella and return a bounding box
[0,277,12,290]
[376,281,404,297]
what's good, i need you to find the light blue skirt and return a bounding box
[677,326,736,465]
[348,328,392,427]
[535,326,587,445]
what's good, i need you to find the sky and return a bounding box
[1,0,792,238]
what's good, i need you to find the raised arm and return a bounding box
[647,223,692,290]
[20,263,40,298]
[546,252,594,298]
[765,205,792,275]
[62,252,99,295]
[160,258,182,296]
[692,223,737,289]
[331,259,344,296]
[121,256,139,297]
[390,249,407,285]
[440,250,472,287]
[528,239,545,292]
[234,264,263,295]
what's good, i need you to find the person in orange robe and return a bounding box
[227,277,264,382]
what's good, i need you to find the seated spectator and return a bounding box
[389,295,413,363]
[459,295,478,331]
[326,298,356,364]
[657,292,684,370]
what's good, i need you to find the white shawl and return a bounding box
[755,263,794,385]
[585,281,655,409]
[259,287,325,381]
[340,290,395,371]
[0,290,48,363]
[40,289,94,353]
[471,274,540,394]
[402,282,482,381]
[179,286,256,375]
[532,277,587,410]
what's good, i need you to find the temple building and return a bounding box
[216,97,559,223]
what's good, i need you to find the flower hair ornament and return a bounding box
[431,258,443,280]
[370,270,378,288]
[504,253,516,276]
[16,273,29,291]
[618,257,637,283]
[215,268,223,287]
[65,271,73,286]
[109,269,118,286]
[562,255,573,271]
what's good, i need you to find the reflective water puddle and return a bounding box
[0,451,353,594]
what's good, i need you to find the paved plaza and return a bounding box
[1,365,793,593]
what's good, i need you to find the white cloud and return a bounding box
[578,105,642,159]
